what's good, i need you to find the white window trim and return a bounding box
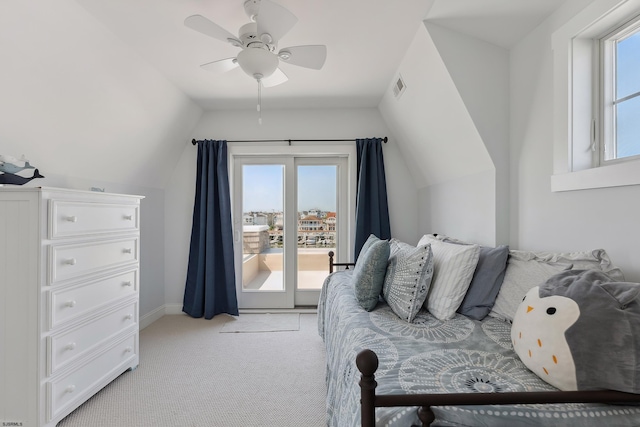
[600,15,640,164]
[551,0,640,192]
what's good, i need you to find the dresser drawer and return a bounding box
[49,200,139,239]
[49,237,138,285]
[49,269,138,329]
[48,302,137,375]
[47,333,137,422]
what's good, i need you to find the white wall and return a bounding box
[379,22,509,247]
[510,0,640,281]
[418,170,496,245]
[0,0,202,189]
[164,108,417,308]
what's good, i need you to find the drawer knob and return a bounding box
[123,281,133,287]
[63,258,77,266]
[123,214,133,221]
[125,347,133,353]
[65,342,77,351]
[123,248,132,254]
[65,216,78,223]
[65,300,77,308]
[125,314,133,321]
[65,385,76,394]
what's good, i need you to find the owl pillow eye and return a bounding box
[546,307,557,315]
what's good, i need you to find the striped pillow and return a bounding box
[418,234,480,320]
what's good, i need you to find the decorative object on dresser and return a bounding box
[0,154,44,185]
[0,187,143,427]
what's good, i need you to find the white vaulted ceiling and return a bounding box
[0,0,566,188]
[71,0,565,110]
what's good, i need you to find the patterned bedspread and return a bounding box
[318,270,640,427]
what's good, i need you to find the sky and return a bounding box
[242,164,337,212]
[616,30,640,158]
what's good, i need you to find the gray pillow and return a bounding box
[359,234,379,259]
[489,252,573,322]
[382,240,434,322]
[352,238,390,311]
[457,245,509,320]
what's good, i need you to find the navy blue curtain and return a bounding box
[354,138,391,260]
[183,140,239,319]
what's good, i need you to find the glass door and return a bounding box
[233,158,294,309]
[294,158,347,306]
[232,152,352,310]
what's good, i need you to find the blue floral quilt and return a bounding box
[318,270,640,427]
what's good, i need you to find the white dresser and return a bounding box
[0,187,143,427]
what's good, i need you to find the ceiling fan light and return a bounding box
[236,48,279,80]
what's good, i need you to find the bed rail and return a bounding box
[356,349,640,427]
[328,251,356,273]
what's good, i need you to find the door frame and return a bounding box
[228,143,356,309]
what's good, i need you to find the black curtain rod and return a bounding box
[191,137,387,146]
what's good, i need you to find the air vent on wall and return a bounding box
[392,74,406,99]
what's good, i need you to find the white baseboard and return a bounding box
[239,308,317,314]
[139,305,166,330]
[139,304,317,329]
[164,303,184,315]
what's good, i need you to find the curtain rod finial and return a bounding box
[191,139,196,145]
[383,137,388,143]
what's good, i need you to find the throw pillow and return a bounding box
[352,238,390,311]
[434,235,509,320]
[489,251,574,322]
[457,245,509,320]
[358,234,380,260]
[417,234,480,321]
[382,239,434,322]
[511,269,640,393]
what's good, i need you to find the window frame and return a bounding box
[551,0,640,192]
[598,15,640,165]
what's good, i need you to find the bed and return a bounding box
[319,237,640,427]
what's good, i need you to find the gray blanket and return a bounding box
[318,270,640,427]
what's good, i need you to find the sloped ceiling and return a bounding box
[72,0,436,110]
[0,0,201,189]
[0,0,565,189]
[378,23,496,189]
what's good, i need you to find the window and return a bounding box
[600,18,640,164]
[551,0,640,192]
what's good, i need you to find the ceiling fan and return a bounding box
[184,0,327,88]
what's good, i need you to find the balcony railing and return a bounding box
[241,226,335,291]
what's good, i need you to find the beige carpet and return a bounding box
[57,313,326,427]
[220,313,300,333]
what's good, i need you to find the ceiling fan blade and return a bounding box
[256,0,298,43]
[278,45,327,70]
[200,58,239,74]
[261,68,288,87]
[184,15,241,46]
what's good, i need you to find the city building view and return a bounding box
[242,209,336,249]
[240,164,338,293]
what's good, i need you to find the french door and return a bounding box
[230,148,353,309]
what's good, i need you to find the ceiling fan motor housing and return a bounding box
[238,22,274,51]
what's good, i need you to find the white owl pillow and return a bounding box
[511,269,640,393]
